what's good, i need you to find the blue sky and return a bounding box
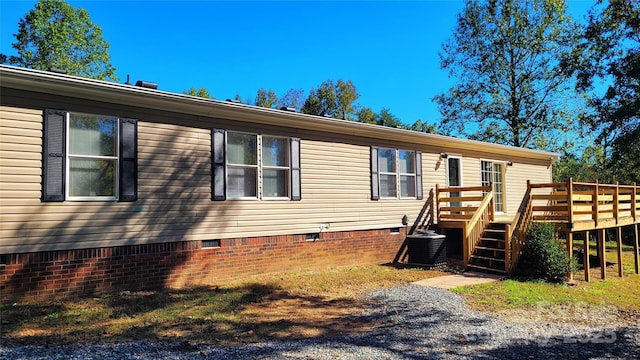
[1,0,593,126]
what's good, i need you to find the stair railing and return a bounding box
[463,190,494,267]
[505,180,534,273]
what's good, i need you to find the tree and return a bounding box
[335,79,359,120]
[567,0,639,183]
[552,145,606,182]
[301,79,359,119]
[8,0,117,81]
[254,88,279,108]
[377,108,403,128]
[278,88,305,111]
[356,107,378,124]
[183,87,213,99]
[434,0,583,150]
[301,80,338,117]
[407,119,437,134]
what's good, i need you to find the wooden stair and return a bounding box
[467,222,508,274]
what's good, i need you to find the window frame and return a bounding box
[224,131,293,201]
[378,147,399,199]
[225,131,259,200]
[375,147,421,200]
[398,149,417,199]
[41,109,137,203]
[65,112,120,201]
[260,135,292,200]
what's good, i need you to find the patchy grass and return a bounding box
[0,265,442,346]
[453,250,640,326]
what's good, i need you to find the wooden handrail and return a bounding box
[506,182,533,273]
[466,190,494,238]
[462,190,494,266]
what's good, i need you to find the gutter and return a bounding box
[0,65,559,161]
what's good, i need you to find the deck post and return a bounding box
[567,230,574,281]
[599,228,606,280]
[584,230,591,282]
[567,178,574,281]
[435,184,441,223]
[489,182,495,221]
[593,181,599,228]
[505,224,512,273]
[614,181,619,225]
[616,226,623,278]
[462,222,469,267]
[635,223,639,275]
[633,182,637,222]
[568,178,574,229]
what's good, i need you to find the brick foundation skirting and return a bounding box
[0,228,406,302]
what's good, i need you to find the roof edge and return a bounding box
[0,65,559,161]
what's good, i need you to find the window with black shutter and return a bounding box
[212,129,301,201]
[371,146,423,200]
[41,110,137,202]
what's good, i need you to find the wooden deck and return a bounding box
[436,180,640,280]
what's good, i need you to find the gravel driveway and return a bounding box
[2,284,638,359]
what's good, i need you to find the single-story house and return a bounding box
[0,65,557,301]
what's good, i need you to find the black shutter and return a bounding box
[370,146,379,200]
[119,118,138,202]
[415,151,423,200]
[212,129,226,201]
[42,109,66,202]
[291,137,301,201]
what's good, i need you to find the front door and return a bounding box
[481,160,505,213]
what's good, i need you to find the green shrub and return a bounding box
[514,223,577,283]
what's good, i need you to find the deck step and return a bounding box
[466,263,506,274]
[480,237,505,243]
[470,255,505,262]
[475,246,506,252]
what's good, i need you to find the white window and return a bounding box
[398,150,416,198]
[67,113,119,200]
[226,132,291,199]
[262,136,290,198]
[226,132,258,198]
[378,148,397,198]
[378,148,417,199]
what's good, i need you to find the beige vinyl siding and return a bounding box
[0,104,552,254]
[504,160,552,216]
[0,106,429,253]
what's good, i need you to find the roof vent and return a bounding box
[49,67,67,74]
[280,106,296,112]
[226,99,242,103]
[135,80,158,89]
[125,74,132,85]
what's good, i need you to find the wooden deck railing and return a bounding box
[435,180,639,278]
[526,180,639,231]
[436,184,494,266]
[436,184,494,221]
[505,181,533,273]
